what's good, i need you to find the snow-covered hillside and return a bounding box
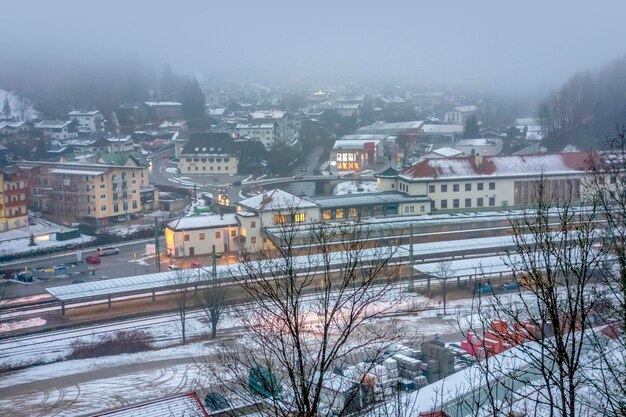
[0,89,40,121]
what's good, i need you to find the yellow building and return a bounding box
[16,157,156,228]
[0,167,29,231]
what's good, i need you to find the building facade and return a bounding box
[165,214,238,257]
[444,105,477,125]
[68,110,105,133]
[177,133,239,175]
[235,122,276,150]
[35,120,77,140]
[376,153,588,211]
[0,167,28,231]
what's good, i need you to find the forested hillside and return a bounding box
[538,55,626,150]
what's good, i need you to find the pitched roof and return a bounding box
[181,132,239,156]
[94,393,209,417]
[238,189,317,212]
[400,152,589,181]
[376,167,399,178]
[167,213,237,231]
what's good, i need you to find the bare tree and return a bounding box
[202,211,406,416]
[463,176,624,417]
[202,245,227,339]
[172,269,193,344]
[435,260,455,316]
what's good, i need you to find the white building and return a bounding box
[444,105,477,125]
[454,138,503,156]
[35,120,77,140]
[106,135,135,153]
[177,133,239,175]
[250,110,299,145]
[235,122,277,150]
[68,110,104,133]
[165,214,239,257]
[235,189,321,252]
[376,152,589,211]
[330,139,382,171]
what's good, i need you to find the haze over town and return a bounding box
[0,1,625,417]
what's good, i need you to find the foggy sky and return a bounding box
[2,0,626,95]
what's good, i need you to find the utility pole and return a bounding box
[212,244,217,280]
[193,184,197,203]
[408,223,414,292]
[154,216,161,272]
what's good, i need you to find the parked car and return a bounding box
[85,256,101,264]
[168,265,181,271]
[97,247,120,256]
[190,262,203,268]
[231,180,242,186]
[204,392,230,412]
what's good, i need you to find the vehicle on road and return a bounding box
[85,255,101,264]
[97,247,120,256]
[168,265,181,271]
[190,262,203,268]
[231,180,242,186]
[292,175,303,180]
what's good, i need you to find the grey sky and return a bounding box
[2,0,626,95]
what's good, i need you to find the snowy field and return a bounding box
[0,216,94,257]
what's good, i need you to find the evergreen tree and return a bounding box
[28,233,36,247]
[1,96,11,119]
[180,78,205,120]
[463,115,480,138]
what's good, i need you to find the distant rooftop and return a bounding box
[36,120,72,129]
[68,110,100,116]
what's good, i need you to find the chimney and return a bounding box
[474,153,483,167]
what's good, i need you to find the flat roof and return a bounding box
[49,168,106,176]
[311,192,429,209]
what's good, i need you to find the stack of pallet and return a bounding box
[421,340,455,382]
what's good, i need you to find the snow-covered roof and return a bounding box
[421,124,464,134]
[332,139,380,150]
[236,122,275,129]
[166,213,237,231]
[143,101,182,107]
[311,192,429,209]
[49,168,106,176]
[452,105,477,113]
[400,152,588,181]
[106,135,132,143]
[0,121,26,129]
[95,393,209,417]
[68,110,100,116]
[357,121,424,134]
[158,121,185,128]
[251,110,287,119]
[430,147,464,158]
[238,189,317,212]
[36,120,72,129]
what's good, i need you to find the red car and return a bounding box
[85,255,101,264]
[190,262,203,268]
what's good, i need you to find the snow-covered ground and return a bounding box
[164,167,179,174]
[333,181,378,195]
[0,215,95,257]
[105,224,153,237]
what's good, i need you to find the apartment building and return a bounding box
[0,167,28,231]
[235,122,276,150]
[68,110,105,133]
[16,160,148,227]
[35,120,77,140]
[250,110,299,145]
[444,105,477,125]
[376,153,588,211]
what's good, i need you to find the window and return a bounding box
[132,200,137,209]
[335,208,345,219]
[100,205,106,211]
[477,183,484,191]
[489,197,496,206]
[428,185,435,193]
[113,204,119,213]
[100,184,106,188]
[199,233,205,240]
[230,230,236,237]
[420,205,425,212]
[441,185,448,192]
[453,184,459,192]
[184,234,190,241]
[323,209,332,220]
[294,212,306,222]
[251,221,256,228]
[453,199,459,208]
[477,197,484,207]
[441,199,448,209]
[251,236,257,244]
[489,182,496,190]
[101,194,106,199]
[465,198,471,208]
[215,231,221,238]
[465,184,471,191]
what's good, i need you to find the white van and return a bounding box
[97,247,120,256]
